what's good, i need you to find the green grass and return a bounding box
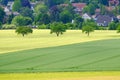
[0,39,120,73]
[0,30,119,54]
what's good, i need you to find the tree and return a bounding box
[108,22,117,30]
[15,26,33,37]
[83,3,96,15]
[0,6,5,23]
[45,0,64,8]
[98,0,109,6]
[65,23,76,29]
[100,4,106,15]
[74,16,84,29]
[117,24,120,33]
[12,0,22,12]
[20,7,33,18]
[6,13,14,24]
[83,20,97,29]
[82,25,94,36]
[50,22,66,36]
[12,15,32,26]
[88,3,96,15]
[34,4,48,14]
[50,6,60,22]
[41,13,50,24]
[21,0,31,8]
[60,10,73,23]
[0,0,8,5]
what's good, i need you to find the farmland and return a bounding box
[0,38,120,73]
[0,30,119,54]
[0,30,120,80]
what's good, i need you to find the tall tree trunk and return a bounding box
[22,34,25,37]
[56,32,59,37]
[88,32,89,36]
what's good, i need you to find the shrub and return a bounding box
[2,24,16,29]
[37,24,47,29]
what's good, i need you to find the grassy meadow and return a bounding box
[0,29,119,54]
[0,30,120,80]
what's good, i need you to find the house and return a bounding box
[7,1,14,11]
[117,15,120,22]
[72,3,86,13]
[109,0,119,6]
[30,2,37,11]
[95,15,114,26]
[60,3,86,14]
[106,6,115,12]
[95,9,100,14]
[82,13,91,20]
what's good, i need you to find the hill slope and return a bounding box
[0,39,120,73]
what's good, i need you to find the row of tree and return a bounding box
[15,21,120,37]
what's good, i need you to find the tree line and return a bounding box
[0,0,120,37]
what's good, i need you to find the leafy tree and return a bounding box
[12,15,32,26]
[83,3,96,15]
[6,13,14,24]
[21,0,31,8]
[41,13,50,24]
[98,0,109,6]
[117,24,120,34]
[113,6,120,15]
[20,7,33,18]
[60,10,73,23]
[108,22,117,30]
[12,0,22,12]
[100,4,106,15]
[88,3,96,15]
[15,26,33,37]
[34,4,48,14]
[34,13,42,25]
[0,0,8,5]
[50,6,60,22]
[83,6,89,13]
[65,23,76,29]
[82,25,94,36]
[75,15,84,29]
[45,0,64,8]
[0,6,5,23]
[50,22,66,36]
[83,20,97,29]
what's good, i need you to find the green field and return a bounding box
[0,30,120,80]
[0,30,119,54]
[0,39,120,73]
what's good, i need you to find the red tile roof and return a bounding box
[72,3,86,9]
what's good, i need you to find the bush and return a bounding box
[37,24,47,29]
[108,22,117,30]
[2,24,16,29]
[65,23,76,29]
[98,26,108,30]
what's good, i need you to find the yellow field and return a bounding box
[0,72,120,80]
[0,29,119,54]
